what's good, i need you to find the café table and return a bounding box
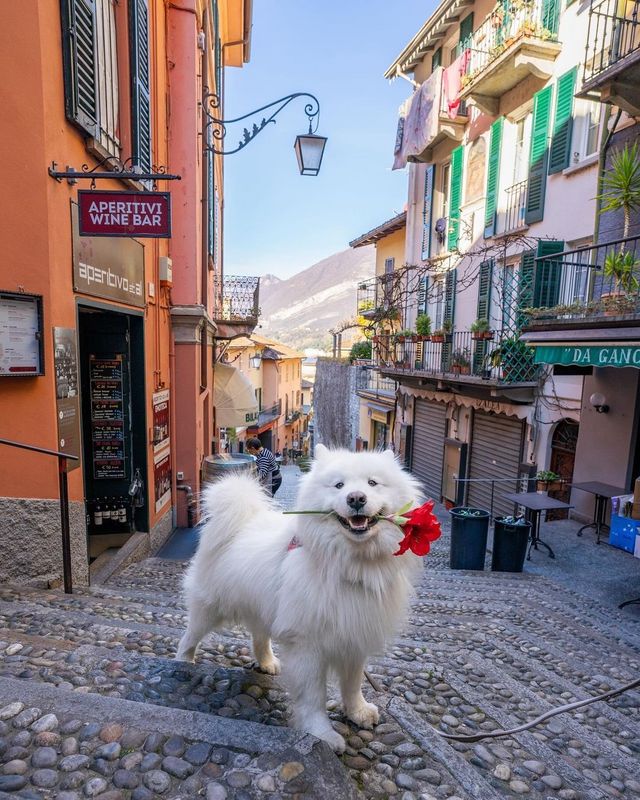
[570,481,626,545]
[504,492,574,560]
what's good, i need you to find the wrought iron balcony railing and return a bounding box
[526,235,640,325]
[374,331,539,384]
[213,275,260,322]
[463,0,559,84]
[356,367,397,398]
[504,179,528,233]
[285,409,302,424]
[250,399,282,428]
[357,275,399,321]
[584,0,640,84]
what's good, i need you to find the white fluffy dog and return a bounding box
[176,445,423,751]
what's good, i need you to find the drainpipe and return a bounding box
[176,483,195,528]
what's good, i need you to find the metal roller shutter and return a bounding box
[467,412,524,517]
[411,399,447,500]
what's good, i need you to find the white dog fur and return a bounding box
[176,444,424,751]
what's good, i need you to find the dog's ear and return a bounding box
[314,444,330,462]
[382,449,396,462]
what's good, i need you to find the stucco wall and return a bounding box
[314,360,359,449]
[0,498,88,587]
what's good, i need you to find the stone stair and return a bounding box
[1,538,640,799]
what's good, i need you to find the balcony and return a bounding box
[458,0,561,116]
[356,366,397,400]
[580,0,640,115]
[375,331,539,396]
[248,399,282,430]
[285,409,302,424]
[357,275,399,323]
[213,275,260,340]
[502,179,528,234]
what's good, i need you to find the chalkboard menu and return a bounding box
[90,356,126,479]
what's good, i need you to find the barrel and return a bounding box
[202,454,256,484]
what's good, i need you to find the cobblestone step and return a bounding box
[0,676,359,799]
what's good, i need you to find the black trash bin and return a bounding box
[449,507,490,570]
[492,516,532,573]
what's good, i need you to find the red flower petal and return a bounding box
[393,500,442,557]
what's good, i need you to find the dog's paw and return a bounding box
[257,655,281,675]
[345,700,379,729]
[319,727,346,753]
[174,650,195,663]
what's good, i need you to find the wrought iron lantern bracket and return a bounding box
[203,90,320,155]
[48,156,182,188]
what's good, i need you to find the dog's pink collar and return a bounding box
[287,536,302,551]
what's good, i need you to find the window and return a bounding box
[570,100,602,164]
[513,115,531,184]
[384,258,395,274]
[95,0,119,155]
[255,388,262,411]
[433,277,445,330]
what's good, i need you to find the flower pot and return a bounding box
[449,507,490,570]
[432,335,445,344]
[535,480,548,494]
[492,517,532,573]
[418,335,431,342]
[483,331,495,340]
[471,332,484,340]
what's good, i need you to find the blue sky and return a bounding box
[223,0,433,279]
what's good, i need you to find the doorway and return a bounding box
[547,419,579,520]
[78,306,148,562]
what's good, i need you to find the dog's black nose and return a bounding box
[347,492,367,511]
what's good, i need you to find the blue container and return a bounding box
[609,514,638,554]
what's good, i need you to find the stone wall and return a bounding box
[314,359,359,449]
[0,498,88,587]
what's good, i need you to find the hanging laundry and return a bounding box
[443,49,470,120]
[392,69,441,170]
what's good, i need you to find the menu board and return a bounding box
[0,292,44,376]
[53,327,81,470]
[153,390,171,512]
[90,356,126,479]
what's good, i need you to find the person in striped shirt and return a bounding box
[246,437,282,496]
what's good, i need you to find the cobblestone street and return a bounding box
[1,464,639,799]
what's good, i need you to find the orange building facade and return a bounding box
[0,0,254,587]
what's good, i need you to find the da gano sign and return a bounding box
[78,190,171,238]
[535,344,640,368]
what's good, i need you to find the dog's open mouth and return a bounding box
[336,514,379,535]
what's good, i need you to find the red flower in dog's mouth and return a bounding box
[392,500,442,556]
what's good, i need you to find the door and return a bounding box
[79,308,148,557]
[411,399,447,500]
[467,411,524,517]
[547,419,578,520]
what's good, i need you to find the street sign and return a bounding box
[78,190,171,238]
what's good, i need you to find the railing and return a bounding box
[357,275,397,319]
[374,331,539,384]
[504,180,528,233]
[584,0,640,84]
[213,275,260,322]
[0,438,78,594]
[454,473,536,519]
[463,0,559,84]
[527,235,640,324]
[252,399,282,427]
[285,409,302,424]
[356,367,397,398]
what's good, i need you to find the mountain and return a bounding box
[256,246,375,352]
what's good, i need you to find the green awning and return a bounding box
[534,344,640,368]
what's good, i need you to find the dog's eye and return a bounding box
[334,482,344,489]
[368,479,377,487]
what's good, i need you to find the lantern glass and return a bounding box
[294,133,327,176]
[249,355,262,369]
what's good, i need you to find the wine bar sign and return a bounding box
[78,190,171,238]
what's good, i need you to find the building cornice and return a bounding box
[170,304,217,344]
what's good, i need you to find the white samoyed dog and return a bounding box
[176,444,424,751]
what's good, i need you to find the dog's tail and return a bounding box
[196,473,273,555]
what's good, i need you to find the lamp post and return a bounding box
[203,90,327,176]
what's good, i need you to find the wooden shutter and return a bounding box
[432,48,442,71]
[448,146,464,250]
[525,85,552,224]
[421,165,435,260]
[517,250,535,329]
[541,0,561,36]
[484,118,504,238]
[548,68,577,174]
[60,0,99,137]
[534,239,565,307]
[129,0,152,172]
[441,268,456,369]
[474,260,493,372]
[457,13,474,55]
[418,276,429,315]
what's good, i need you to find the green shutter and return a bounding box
[541,0,560,36]
[534,239,565,307]
[418,276,429,315]
[484,117,504,238]
[421,165,435,260]
[60,0,98,137]
[457,13,474,55]
[130,0,152,172]
[525,85,553,224]
[548,68,577,174]
[474,260,493,372]
[432,48,442,71]
[517,250,535,329]
[448,146,464,250]
[442,268,456,369]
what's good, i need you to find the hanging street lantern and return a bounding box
[294,130,327,177]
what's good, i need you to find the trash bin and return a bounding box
[449,507,490,570]
[491,516,532,573]
[202,454,256,484]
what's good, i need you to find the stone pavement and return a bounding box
[0,464,639,799]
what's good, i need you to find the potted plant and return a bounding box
[535,470,561,494]
[393,329,416,344]
[348,340,372,364]
[488,337,537,382]
[470,318,494,340]
[450,349,471,375]
[416,313,432,340]
[431,320,452,343]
